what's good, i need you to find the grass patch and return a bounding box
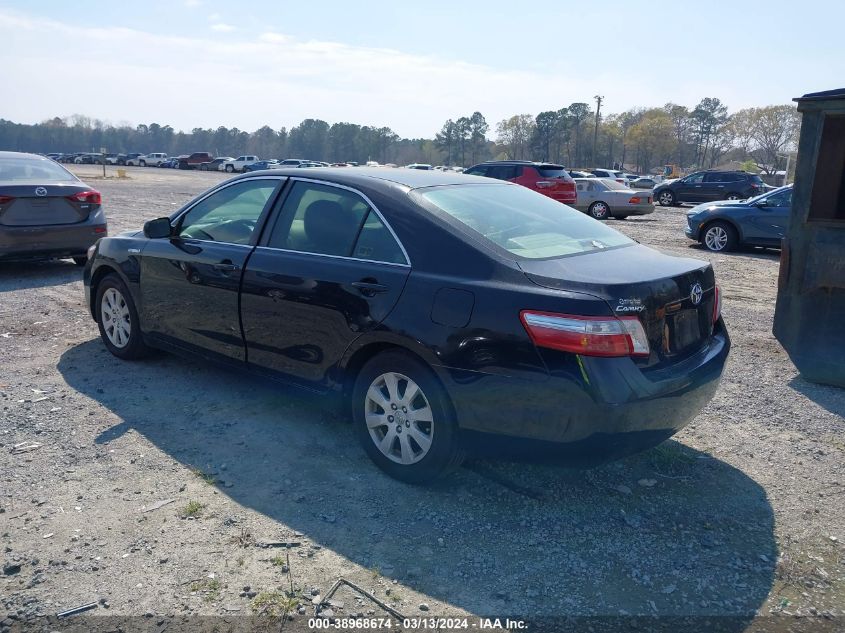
[251,590,300,617]
[647,443,696,475]
[270,555,286,567]
[190,467,216,485]
[181,500,204,518]
[190,578,221,602]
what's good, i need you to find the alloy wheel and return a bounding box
[704,226,729,251]
[364,372,434,465]
[101,287,131,348]
[590,202,609,219]
[659,192,674,206]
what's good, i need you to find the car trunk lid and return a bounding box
[518,244,717,366]
[0,184,95,226]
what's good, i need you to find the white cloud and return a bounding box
[0,7,743,139]
[209,23,235,32]
[207,12,221,21]
[184,0,201,7]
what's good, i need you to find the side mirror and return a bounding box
[143,217,173,239]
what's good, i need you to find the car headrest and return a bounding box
[303,199,359,256]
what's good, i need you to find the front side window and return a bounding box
[765,189,793,207]
[464,166,488,177]
[415,184,633,259]
[178,179,278,244]
[684,173,705,184]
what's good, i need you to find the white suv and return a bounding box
[221,155,259,173]
[137,153,168,167]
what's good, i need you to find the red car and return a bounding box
[464,160,577,205]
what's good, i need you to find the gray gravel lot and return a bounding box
[1,166,843,629]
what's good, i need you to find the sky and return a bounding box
[0,0,842,139]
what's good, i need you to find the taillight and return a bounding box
[712,286,721,324]
[68,190,102,205]
[520,311,650,357]
[0,195,14,205]
[628,196,642,204]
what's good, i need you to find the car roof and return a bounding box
[233,166,496,190]
[0,151,53,160]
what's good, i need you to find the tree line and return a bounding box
[0,98,800,174]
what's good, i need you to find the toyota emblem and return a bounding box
[34,187,48,197]
[690,283,703,306]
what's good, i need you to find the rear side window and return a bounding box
[267,181,406,264]
[487,165,520,180]
[749,175,764,185]
[537,165,573,181]
[704,173,724,183]
[0,156,77,182]
[415,184,633,259]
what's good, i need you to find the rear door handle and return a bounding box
[212,261,240,272]
[352,280,389,296]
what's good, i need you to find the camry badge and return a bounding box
[34,187,47,197]
[690,283,703,306]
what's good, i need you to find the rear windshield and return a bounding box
[537,165,572,180]
[600,179,628,190]
[414,184,633,259]
[0,156,77,183]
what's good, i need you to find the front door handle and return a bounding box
[212,261,240,272]
[352,280,388,296]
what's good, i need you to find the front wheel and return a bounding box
[588,201,611,220]
[139,160,146,167]
[225,165,234,173]
[95,274,148,360]
[352,351,464,483]
[657,190,676,206]
[702,221,738,252]
[725,192,742,200]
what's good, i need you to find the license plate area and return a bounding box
[666,309,703,354]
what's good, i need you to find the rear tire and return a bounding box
[702,221,738,252]
[139,160,146,167]
[588,201,611,220]
[95,274,149,360]
[225,165,234,173]
[725,192,742,200]
[657,190,676,206]
[352,350,464,483]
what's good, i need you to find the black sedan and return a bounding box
[0,152,106,265]
[83,168,729,482]
[685,185,792,252]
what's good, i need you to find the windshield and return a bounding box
[414,184,633,259]
[747,185,791,204]
[0,156,78,183]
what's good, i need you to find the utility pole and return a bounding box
[593,95,604,167]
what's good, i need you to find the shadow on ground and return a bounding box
[0,259,83,292]
[686,243,781,261]
[789,375,845,418]
[58,339,776,624]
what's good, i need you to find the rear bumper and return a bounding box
[615,203,654,216]
[439,326,729,457]
[0,223,106,260]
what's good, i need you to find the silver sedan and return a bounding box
[573,178,655,220]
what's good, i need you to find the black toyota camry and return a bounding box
[84,168,729,482]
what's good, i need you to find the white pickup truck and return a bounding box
[221,155,260,173]
[131,152,168,167]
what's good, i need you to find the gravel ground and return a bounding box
[1,166,843,630]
